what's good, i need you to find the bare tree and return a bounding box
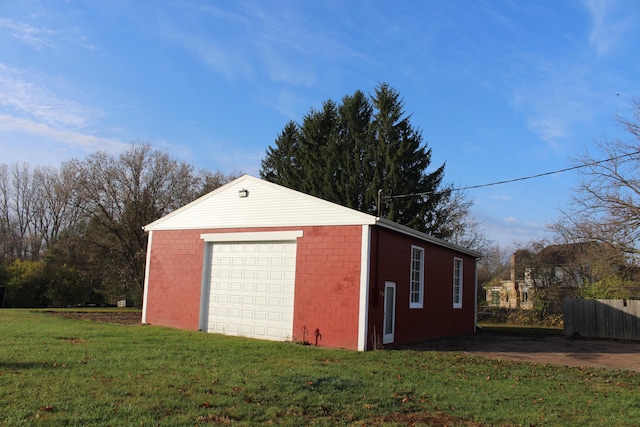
[0,164,11,259]
[554,99,640,256]
[0,163,39,260]
[477,244,509,284]
[197,170,242,197]
[31,165,85,252]
[66,143,202,304]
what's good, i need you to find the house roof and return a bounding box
[144,174,482,258]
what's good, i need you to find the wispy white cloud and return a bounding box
[0,114,127,154]
[457,1,636,155]
[0,63,126,157]
[0,17,56,48]
[0,64,101,129]
[189,37,254,82]
[267,88,312,121]
[506,45,621,154]
[154,3,254,81]
[159,2,367,90]
[489,193,512,202]
[584,0,631,57]
[475,210,550,247]
[0,14,98,52]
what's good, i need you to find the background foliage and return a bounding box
[0,143,238,307]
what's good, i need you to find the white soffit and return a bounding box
[145,175,377,231]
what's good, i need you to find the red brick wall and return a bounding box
[144,229,205,330]
[367,227,477,348]
[145,226,364,350]
[292,225,363,350]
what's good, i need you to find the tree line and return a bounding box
[1,84,491,308]
[6,84,636,311]
[0,144,238,307]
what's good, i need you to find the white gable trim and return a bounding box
[201,230,303,242]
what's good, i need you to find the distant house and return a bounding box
[142,175,481,351]
[485,244,594,310]
[484,253,532,310]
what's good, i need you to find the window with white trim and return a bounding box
[410,246,424,308]
[453,257,463,308]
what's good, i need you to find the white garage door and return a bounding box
[205,240,297,341]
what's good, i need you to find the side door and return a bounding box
[383,281,396,344]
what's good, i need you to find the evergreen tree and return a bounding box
[260,83,453,237]
[336,90,373,210]
[297,100,339,198]
[261,121,302,189]
[369,83,449,234]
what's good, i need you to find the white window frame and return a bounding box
[409,245,424,309]
[453,257,463,309]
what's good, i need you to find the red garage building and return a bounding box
[142,175,481,351]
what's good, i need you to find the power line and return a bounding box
[382,150,640,200]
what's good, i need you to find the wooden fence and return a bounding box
[563,298,640,340]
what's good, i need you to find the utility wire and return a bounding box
[382,150,640,200]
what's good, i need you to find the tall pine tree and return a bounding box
[260,83,453,238]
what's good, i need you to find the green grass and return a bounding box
[2,310,640,426]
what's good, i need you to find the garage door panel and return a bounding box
[267,328,281,338]
[206,240,296,341]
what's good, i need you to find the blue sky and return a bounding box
[1,0,639,248]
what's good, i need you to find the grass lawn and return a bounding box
[2,310,640,426]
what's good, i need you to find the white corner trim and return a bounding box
[357,225,371,351]
[141,230,153,324]
[199,242,213,332]
[474,258,479,332]
[200,230,303,242]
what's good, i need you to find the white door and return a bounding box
[206,241,297,341]
[383,281,396,344]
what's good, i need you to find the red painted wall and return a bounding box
[144,226,364,350]
[367,227,477,349]
[292,225,362,350]
[144,229,204,330]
